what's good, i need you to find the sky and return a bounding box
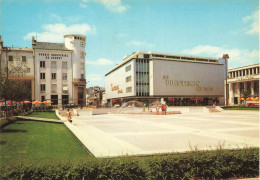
[0,0,259,87]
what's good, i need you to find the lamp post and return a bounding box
[222,54,229,107]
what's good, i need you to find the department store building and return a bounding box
[105,51,226,106]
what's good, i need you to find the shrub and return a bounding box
[0,148,258,180]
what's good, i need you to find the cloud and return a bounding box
[86,58,114,65]
[81,0,129,12]
[24,23,92,42]
[86,74,105,86]
[126,40,155,49]
[80,3,87,8]
[243,9,259,35]
[182,45,259,68]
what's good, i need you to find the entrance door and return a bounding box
[62,95,69,105]
[51,95,58,105]
[78,87,84,105]
[234,97,238,104]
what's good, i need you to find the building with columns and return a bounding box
[0,34,86,106]
[228,64,259,105]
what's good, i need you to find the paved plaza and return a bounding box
[61,110,259,158]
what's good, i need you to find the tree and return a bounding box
[0,77,31,118]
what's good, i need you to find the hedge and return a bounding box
[0,148,258,180]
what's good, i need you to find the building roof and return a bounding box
[32,42,72,51]
[64,34,86,39]
[105,51,219,76]
[228,64,259,72]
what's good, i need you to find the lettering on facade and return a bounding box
[111,85,119,91]
[235,75,255,81]
[166,80,201,86]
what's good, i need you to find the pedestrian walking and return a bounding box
[66,108,72,123]
[156,104,160,115]
[161,104,165,115]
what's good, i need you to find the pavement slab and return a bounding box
[61,110,259,158]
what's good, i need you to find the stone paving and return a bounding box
[60,110,259,158]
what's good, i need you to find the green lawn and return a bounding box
[0,120,92,165]
[27,112,59,119]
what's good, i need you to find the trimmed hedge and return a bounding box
[0,148,258,179]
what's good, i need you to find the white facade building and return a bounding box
[105,51,226,106]
[228,64,259,105]
[0,34,86,106]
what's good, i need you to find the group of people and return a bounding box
[156,103,168,115]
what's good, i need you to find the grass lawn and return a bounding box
[27,112,59,119]
[0,120,92,165]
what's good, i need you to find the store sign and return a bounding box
[111,85,119,91]
[163,75,200,87]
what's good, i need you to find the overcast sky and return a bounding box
[1,0,259,87]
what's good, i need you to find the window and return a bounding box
[126,87,132,93]
[81,74,85,79]
[62,62,67,69]
[80,52,85,58]
[51,61,57,68]
[40,61,45,68]
[22,56,26,62]
[52,73,56,80]
[40,84,46,92]
[126,76,132,82]
[41,96,45,102]
[143,54,149,59]
[40,73,45,79]
[62,73,67,80]
[80,63,84,70]
[27,68,30,73]
[8,56,13,61]
[52,84,57,93]
[80,42,85,47]
[63,84,68,93]
[125,65,131,72]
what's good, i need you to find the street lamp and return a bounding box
[222,54,229,107]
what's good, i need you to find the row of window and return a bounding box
[40,73,68,80]
[8,56,26,62]
[40,61,85,69]
[150,54,217,63]
[40,84,68,92]
[229,67,259,78]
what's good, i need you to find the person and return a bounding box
[161,104,165,115]
[165,103,168,115]
[66,108,72,123]
[156,104,160,115]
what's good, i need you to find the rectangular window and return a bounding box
[80,63,84,70]
[126,87,132,93]
[8,56,13,61]
[40,73,45,79]
[52,84,57,93]
[62,73,67,80]
[41,96,45,102]
[51,61,57,68]
[27,68,30,73]
[80,52,85,58]
[40,61,45,68]
[126,76,132,82]
[63,84,68,93]
[52,73,56,80]
[62,62,67,69]
[125,65,131,72]
[81,74,85,79]
[40,84,46,92]
[22,56,26,62]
